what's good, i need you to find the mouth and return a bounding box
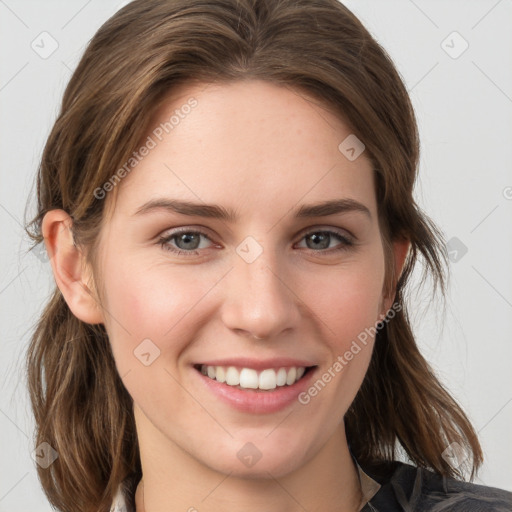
[193,363,317,392]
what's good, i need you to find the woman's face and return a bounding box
[93,80,395,477]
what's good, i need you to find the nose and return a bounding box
[220,245,302,341]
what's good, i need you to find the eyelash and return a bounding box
[157,228,355,257]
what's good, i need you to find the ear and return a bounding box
[41,209,104,324]
[380,238,410,316]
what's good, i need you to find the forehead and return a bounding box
[106,79,375,222]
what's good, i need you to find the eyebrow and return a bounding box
[133,197,372,221]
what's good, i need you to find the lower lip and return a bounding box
[193,366,318,414]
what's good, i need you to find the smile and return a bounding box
[194,364,313,391]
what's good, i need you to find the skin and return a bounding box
[43,80,409,512]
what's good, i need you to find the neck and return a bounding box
[134,408,362,512]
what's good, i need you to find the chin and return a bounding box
[197,434,314,479]
[215,454,304,480]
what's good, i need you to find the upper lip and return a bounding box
[194,357,318,371]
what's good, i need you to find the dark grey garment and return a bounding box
[110,461,512,511]
[361,461,512,512]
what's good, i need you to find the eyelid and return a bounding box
[158,225,354,245]
[295,224,355,241]
[158,227,217,248]
[158,225,216,243]
[157,224,357,257]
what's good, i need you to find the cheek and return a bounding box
[301,254,385,350]
[294,260,385,429]
[99,262,218,416]
[100,259,215,369]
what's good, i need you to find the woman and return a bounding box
[25,0,512,511]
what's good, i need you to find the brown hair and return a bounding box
[25,0,482,510]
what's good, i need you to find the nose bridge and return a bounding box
[221,237,300,339]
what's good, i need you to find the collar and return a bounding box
[355,458,382,510]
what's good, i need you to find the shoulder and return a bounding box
[362,461,512,512]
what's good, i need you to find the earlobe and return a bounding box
[41,209,104,325]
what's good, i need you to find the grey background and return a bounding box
[1,0,511,510]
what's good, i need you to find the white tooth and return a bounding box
[276,368,287,386]
[225,366,240,386]
[201,364,208,376]
[259,369,277,390]
[216,366,226,383]
[286,367,297,385]
[214,366,305,389]
[239,368,259,389]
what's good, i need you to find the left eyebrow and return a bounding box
[295,198,371,220]
[132,198,372,222]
